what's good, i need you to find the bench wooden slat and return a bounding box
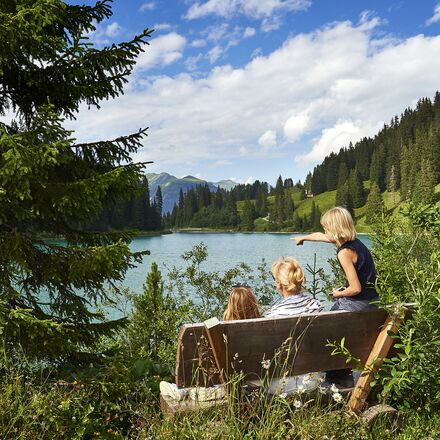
[176,308,390,388]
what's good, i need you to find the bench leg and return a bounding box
[348,314,402,413]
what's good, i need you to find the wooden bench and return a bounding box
[161,304,413,420]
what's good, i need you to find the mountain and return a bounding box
[146,173,238,213]
[212,179,238,191]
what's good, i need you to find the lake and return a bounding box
[126,232,371,295]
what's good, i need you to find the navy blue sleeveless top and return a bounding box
[337,238,378,301]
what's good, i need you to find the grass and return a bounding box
[2,365,438,439]
[294,190,337,218]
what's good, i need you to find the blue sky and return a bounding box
[67,0,440,186]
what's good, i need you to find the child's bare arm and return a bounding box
[332,249,361,297]
[292,232,335,246]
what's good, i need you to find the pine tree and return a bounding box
[241,199,257,231]
[413,159,436,204]
[365,183,384,224]
[349,168,365,209]
[337,161,348,187]
[0,1,152,360]
[284,189,294,226]
[255,186,267,217]
[400,144,412,200]
[127,262,182,362]
[369,144,386,191]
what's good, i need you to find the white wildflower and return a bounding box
[318,385,326,394]
[261,359,271,369]
[233,352,239,360]
[330,383,339,393]
[293,399,302,409]
[279,392,287,399]
[222,333,228,343]
[297,385,305,394]
[302,374,312,385]
[332,392,343,403]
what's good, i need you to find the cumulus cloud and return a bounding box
[134,32,186,71]
[258,130,277,149]
[283,113,310,142]
[426,3,440,26]
[185,0,311,20]
[67,18,440,172]
[296,120,381,163]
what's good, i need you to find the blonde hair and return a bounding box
[223,286,261,320]
[271,257,306,294]
[320,206,356,244]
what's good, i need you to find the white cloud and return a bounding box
[139,2,156,12]
[135,32,186,71]
[191,39,207,48]
[258,130,277,149]
[185,0,311,20]
[153,23,173,31]
[105,22,121,37]
[296,120,380,163]
[244,27,256,38]
[67,18,440,172]
[86,21,122,45]
[283,113,310,142]
[261,16,282,32]
[214,160,233,166]
[185,53,203,71]
[426,3,440,26]
[208,46,223,63]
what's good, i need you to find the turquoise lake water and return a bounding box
[126,232,371,295]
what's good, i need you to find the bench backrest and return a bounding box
[176,308,395,388]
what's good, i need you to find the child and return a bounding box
[264,257,322,317]
[255,257,324,394]
[293,207,378,388]
[223,285,261,320]
[293,206,378,312]
[160,285,261,401]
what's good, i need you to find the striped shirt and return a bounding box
[263,293,323,318]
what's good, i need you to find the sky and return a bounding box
[65,0,440,186]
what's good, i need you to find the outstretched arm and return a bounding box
[291,232,335,246]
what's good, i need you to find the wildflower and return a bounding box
[72,416,76,421]
[330,383,339,393]
[302,374,311,385]
[222,333,228,343]
[261,359,271,369]
[279,392,287,399]
[72,380,78,385]
[332,392,343,403]
[318,386,326,394]
[297,385,305,394]
[233,352,239,360]
[293,399,302,409]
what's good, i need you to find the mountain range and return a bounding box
[146,172,238,213]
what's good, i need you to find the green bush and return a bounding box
[371,203,440,411]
